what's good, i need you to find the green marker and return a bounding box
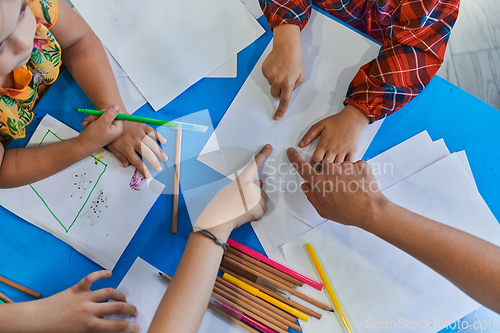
[0,298,5,304]
[75,109,208,133]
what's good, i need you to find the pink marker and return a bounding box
[210,296,277,333]
[227,238,324,291]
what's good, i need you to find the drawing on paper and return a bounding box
[29,129,108,233]
[80,189,110,226]
[129,168,145,191]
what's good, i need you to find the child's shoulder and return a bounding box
[28,0,58,29]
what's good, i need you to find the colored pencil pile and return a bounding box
[216,239,332,332]
[161,239,331,332]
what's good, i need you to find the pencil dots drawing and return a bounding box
[70,173,92,199]
[80,190,110,226]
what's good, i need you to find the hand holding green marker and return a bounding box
[75,109,208,133]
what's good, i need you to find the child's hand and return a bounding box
[77,105,123,154]
[29,270,141,333]
[194,144,272,235]
[82,112,168,179]
[262,24,304,121]
[298,105,370,165]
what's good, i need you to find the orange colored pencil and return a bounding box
[219,266,322,320]
[226,247,304,287]
[0,275,40,299]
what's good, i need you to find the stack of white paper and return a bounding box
[278,131,500,333]
[71,0,265,111]
[0,116,164,270]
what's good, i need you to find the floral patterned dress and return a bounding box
[0,0,61,145]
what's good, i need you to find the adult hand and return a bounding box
[29,270,140,333]
[299,104,369,165]
[262,24,304,121]
[83,111,168,179]
[287,147,388,228]
[194,144,273,235]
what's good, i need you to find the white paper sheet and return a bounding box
[206,55,238,78]
[71,0,265,111]
[107,257,248,333]
[282,153,500,333]
[239,0,264,19]
[368,132,451,190]
[252,132,475,266]
[0,116,163,270]
[198,10,383,227]
[104,47,146,114]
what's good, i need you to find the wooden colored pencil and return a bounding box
[215,280,302,331]
[0,291,14,303]
[209,302,260,333]
[172,119,182,234]
[214,286,289,331]
[226,247,304,287]
[0,275,40,299]
[223,256,333,312]
[159,273,258,333]
[212,292,287,333]
[219,266,322,320]
[224,251,296,289]
[216,277,297,323]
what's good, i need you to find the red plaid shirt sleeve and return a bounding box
[260,0,460,122]
[260,0,313,30]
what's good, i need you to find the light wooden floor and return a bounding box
[436,0,500,110]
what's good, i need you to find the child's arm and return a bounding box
[301,0,459,164]
[0,270,140,333]
[288,148,500,314]
[49,2,167,179]
[260,0,314,120]
[262,24,304,120]
[148,145,272,333]
[0,106,121,188]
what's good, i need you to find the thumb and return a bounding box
[97,105,120,126]
[76,270,112,291]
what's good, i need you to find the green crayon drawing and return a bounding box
[29,129,107,233]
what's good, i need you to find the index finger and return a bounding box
[287,148,317,183]
[274,85,293,121]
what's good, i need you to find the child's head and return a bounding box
[0,0,36,77]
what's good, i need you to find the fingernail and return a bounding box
[298,140,304,147]
[146,171,151,179]
[112,105,120,111]
[156,165,162,172]
[265,144,271,149]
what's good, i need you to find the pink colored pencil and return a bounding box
[227,239,323,291]
[210,296,277,333]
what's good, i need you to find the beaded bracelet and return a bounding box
[190,226,228,251]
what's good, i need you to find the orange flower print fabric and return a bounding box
[0,0,61,145]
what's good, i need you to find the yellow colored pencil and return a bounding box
[222,273,310,322]
[306,243,353,333]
